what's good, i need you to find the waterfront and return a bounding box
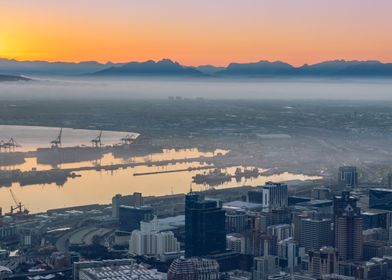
[0,125,321,213]
[0,160,320,213]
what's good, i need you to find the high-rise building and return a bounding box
[277,238,301,271]
[226,233,243,253]
[129,217,181,258]
[312,187,332,200]
[185,191,226,257]
[338,166,358,188]
[334,204,363,261]
[262,182,288,211]
[118,205,153,232]
[267,224,292,242]
[225,210,248,233]
[242,230,277,257]
[112,192,143,218]
[333,191,358,217]
[253,255,279,280]
[369,188,392,211]
[308,247,338,279]
[299,218,332,252]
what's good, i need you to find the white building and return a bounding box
[129,217,181,258]
[226,234,243,253]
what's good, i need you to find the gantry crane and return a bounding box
[1,138,21,151]
[51,128,63,148]
[91,130,103,148]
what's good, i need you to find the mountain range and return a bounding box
[1,58,392,78]
[0,74,30,82]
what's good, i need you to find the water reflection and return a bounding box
[0,160,321,213]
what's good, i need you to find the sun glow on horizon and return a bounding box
[1,0,391,66]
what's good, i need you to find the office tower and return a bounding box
[185,191,226,257]
[118,205,153,232]
[299,218,332,252]
[333,191,357,217]
[338,166,358,188]
[225,210,247,233]
[242,231,277,257]
[312,187,332,200]
[129,217,181,258]
[253,255,279,280]
[308,247,338,279]
[267,224,292,242]
[369,188,392,211]
[334,204,363,261]
[277,238,301,271]
[112,192,143,218]
[293,211,312,243]
[265,209,292,227]
[262,182,288,211]
[248,188,264,204]
[167,257,219,280]
[361,210,388,230]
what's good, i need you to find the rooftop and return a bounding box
[79,264,166,280]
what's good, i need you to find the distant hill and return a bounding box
[94,59,204,76]
[217,60,295,76]
[0,58,118,76]
[1,58,392,78]
[0,74,30,82]
[216,60,392,77]
[297,60,392,77]
[194,65,225,75]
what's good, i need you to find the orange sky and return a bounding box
[0,0,391,66]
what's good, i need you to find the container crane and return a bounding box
[2,138,21,151]
[91,130,103,148]
[51,128,63,148]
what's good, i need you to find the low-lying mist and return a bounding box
[0,76,391,101]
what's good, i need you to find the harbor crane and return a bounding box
[51,128,63,148]
[91,130,103,148]
[9,189,29,215]
[0,138,21,151]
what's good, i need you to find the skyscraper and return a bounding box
[299,218,332,252]
[185,191,226,257]
[338,166,358,188]
[333,191,357,217]
[262,182,288,212]
[308,247,338,279]
[334,204,363,261]
[118,205,153,232]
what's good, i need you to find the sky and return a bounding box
[0,0,391,66]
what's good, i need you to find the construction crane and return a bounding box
[91,130,103,148]
[120,134,134,145]
[9,189,29,215]
[51,128,63,148]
